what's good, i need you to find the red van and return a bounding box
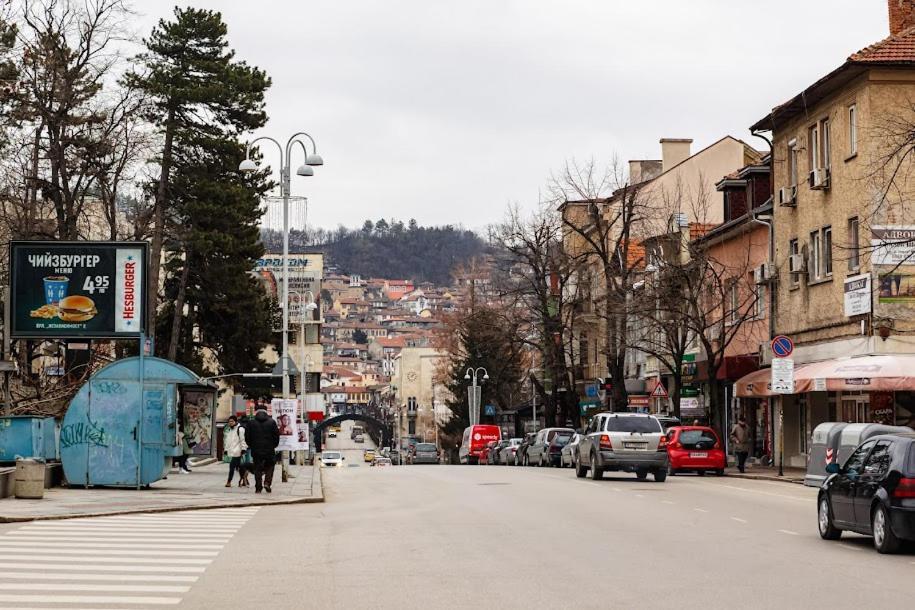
[460,425,502,464]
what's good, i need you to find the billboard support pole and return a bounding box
[137,332,146,490]
[2,286,11,415]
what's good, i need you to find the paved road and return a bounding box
[1,463,912,609]
[324,419,377,466]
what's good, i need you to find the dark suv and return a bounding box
[818,433,915,553]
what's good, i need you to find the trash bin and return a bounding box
[805,422,848,487]
[837,423,914,466]
[14,459,45,499]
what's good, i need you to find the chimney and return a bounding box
[628,159,663,184]
[660,138,693,172]
[889,0,915,36]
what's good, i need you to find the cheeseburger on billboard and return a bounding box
[9,241,148,338]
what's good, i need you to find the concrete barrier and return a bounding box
[14,459,45,499]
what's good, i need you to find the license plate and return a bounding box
[690,452,708,458]
[623,442,645,450]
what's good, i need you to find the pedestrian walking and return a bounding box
[245,406,280,493]
[730,416,751,474]
[223,416,248,487]
[237,415,252,487]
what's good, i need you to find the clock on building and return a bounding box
[406,370,418,382]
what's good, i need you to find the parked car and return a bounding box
[389,449,402,465]
[489,440,510,465]
[363,449,375,463]
[499,438,523,465]
[655,415,682,432]
[666,426,726,476]
[410,442,440,464]
[560,433,582,468]
[459,425,502,464]
[818,433,915,553]
[516,433,537,466]
[479,440,499,465]
[320,451,345,467]
[576,412,668,482]
[544,432,574,467]
[372,457,392,467]
[527,428,575,467]
[354,434,365,443]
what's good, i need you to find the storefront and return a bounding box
[735,354,915,468]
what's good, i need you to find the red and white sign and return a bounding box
[115,247,143,333]
[650,382,669,399]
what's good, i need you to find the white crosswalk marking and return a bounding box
[0,507,258,609]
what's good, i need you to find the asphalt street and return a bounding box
[0,456,911,609]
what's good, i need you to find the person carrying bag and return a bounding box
[223,416,248,487]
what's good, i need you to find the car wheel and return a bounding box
[818,496,842,541]
[636,469,648,480]
[589,453,603,480]
[872,504,901,554]
[653,469,667,483]
[575,455,587,478]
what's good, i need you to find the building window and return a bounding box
[848,217,860,271]
[808,125,819,174]
[788,139,798,188]
[789,239,800,287]
[727,281,739,325]
[824,226,833,276]
[809,230,821,279]
[408,420,416,435]
[848,104,857,156]
[822,119,831,169]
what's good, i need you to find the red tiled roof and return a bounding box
[625,240,645,270]
[849,26,915,63]
[375,337,406,348]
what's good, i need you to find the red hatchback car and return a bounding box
[667,426,726,476]
[479,441,498,465]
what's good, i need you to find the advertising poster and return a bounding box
[843,274,871,316]
[255,254,323,326]
[871,225,915,267]
[181,390,216,456]
[296,419,309,451]
[271,398,299,451]
[10,241,147,338]
[878,273,915,303]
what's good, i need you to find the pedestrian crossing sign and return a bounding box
[650,382,669,399]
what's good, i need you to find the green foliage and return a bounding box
[262,218,487,285]
[137,6,275,385]
[351,329,368,344]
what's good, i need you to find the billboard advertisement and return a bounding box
[271,398,300,452]
[10,241,147,338]
[255,253,323,326]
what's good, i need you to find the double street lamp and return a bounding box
[464,367,489,426]
[240,132,323,480]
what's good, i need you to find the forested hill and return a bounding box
[260,219,488,285]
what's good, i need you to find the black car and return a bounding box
[516,433,537,466]
[818,433,915,553]
[546,432,574,467]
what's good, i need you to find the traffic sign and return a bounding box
[771,357,794,394]
[771,335,794,358]
[650,382,669,399]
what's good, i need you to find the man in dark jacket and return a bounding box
[245,407,280,493]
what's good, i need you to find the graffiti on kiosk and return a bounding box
[60,416,108,449]
[95,381,127,395]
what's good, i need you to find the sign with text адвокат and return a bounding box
[9,241,147,339]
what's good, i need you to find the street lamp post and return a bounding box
[240,132,323,482]
[464,367,489,426]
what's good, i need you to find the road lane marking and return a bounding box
[0,554,212,564]
[841,544,864,552]
[611,487,623,492]
[716,484,810,502]
[0,593,182,605]
[0,583,191,593]
[777,529,799,536]
[0,572,198,583]
[693,508,708,513]
[635,494,644,498]
[0,541,223,550]
[730,517,747,524]
[0,562,207,573]
[5,535,232,543]
[661,500,675,505]
[0,547,219,557]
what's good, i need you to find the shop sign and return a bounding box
[877,272,915,304]
[844,274,871,317]
[680,387,700,398]
[628,395,650,408]
[10,241,148,338]
[871,225,915,266]
[680,396,706,417]
[813,378,827,392]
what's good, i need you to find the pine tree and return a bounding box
[133,7,275,381]
[128,6,271,339]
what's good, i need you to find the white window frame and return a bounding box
[788,138,798,188]
[848,217,860,271]
[808,124,819,178]
[789,238,800,287]
[727,281,739,325]
[848,104,858,156]
[809,230,821,280]
[822,119,831,169]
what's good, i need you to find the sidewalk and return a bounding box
[0,460,324,523]
[724,465,806,485]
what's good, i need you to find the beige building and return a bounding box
[737,1,915,466]
[392,346,448,449]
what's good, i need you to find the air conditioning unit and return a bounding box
[778,185,797,206]
[754,262,776,284]
[809,167,830,190]
[789,253,807,275]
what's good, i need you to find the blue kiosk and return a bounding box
[61,356,217,488]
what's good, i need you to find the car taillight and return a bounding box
[599,435,612,451]
[672,441,682,450]
[894,477,915,498]
[511,447,517,453]
[658,435,668,451]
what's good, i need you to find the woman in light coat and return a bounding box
[224,416,248,487]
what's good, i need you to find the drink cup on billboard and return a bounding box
[43,276,69,305]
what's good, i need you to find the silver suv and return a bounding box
[575,412,669,482]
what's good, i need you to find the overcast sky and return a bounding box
[139,1,888,231]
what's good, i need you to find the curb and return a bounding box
[725,472,806,485]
